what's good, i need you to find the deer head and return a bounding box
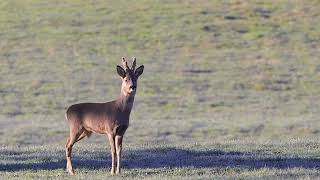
[117,57,144,97]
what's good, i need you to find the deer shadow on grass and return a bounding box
[1,147,320,172]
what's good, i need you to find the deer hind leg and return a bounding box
[115,135,123,174]
[65,128,83,175]
[107,134,116,175]
[75,130,91,143]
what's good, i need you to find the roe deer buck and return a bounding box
[65,57,144,175]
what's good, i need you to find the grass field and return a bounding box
[1,0,320,179]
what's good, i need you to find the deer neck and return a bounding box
[116,92,135,112]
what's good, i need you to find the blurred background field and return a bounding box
[1,0,320,179]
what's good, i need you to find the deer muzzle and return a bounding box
[130,85,136,90]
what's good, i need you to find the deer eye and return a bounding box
[125,79,128,82]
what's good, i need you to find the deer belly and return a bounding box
[82,117,107,134]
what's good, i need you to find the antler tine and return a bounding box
[122,57,129,70]
[132,57,136,70]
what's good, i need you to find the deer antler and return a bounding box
[132,57,136,71]
[122,57,130,70]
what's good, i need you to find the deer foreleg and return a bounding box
[107,134,116,174]
[115,135,123,174]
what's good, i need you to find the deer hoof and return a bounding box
[67,169,75,175]
[111,170,115,175]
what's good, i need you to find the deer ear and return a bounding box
[135,65,144,77]
[117,65,126,78]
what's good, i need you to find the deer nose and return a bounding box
[130,85,136,90]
